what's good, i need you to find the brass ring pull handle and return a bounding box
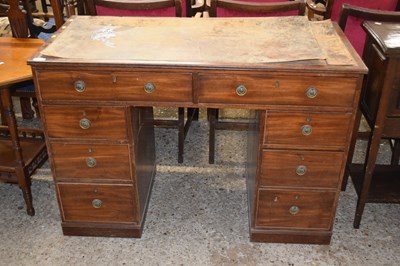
[92,199,102,209]
[301,125,312,136]
[79,118,91,129]
[86,157,97,168]
[236,84,247,96]
[305,86,318,98]
[144,82,155,94]
[289,205,300,215]
[74,80,86,93]
[296,165,307,176]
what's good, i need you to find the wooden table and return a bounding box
[29,16,367,244]
[0,37,46,216]
[347,21,400,228]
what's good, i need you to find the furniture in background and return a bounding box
[2,0,64,122]
[207,0,306,164]
[306,0,399,55]
[29,16,367,244]
[341,14,400,228]
[0,37,48,216]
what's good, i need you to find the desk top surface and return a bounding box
[30,16,366,73]
[0,37,44,87]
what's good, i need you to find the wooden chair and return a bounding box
[337,4,400,228]
[85,0,198,163]
[207,0,306,164]
[1,0,65,122]
[306,0,399,54]
[0,0,49,215]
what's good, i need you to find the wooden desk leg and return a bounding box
[0,88,35,216]
[353,126,382,228]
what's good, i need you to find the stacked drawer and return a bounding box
[257,111,349,231]
[36,70,158,237]
[198,73,357,243]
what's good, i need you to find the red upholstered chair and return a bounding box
[207,0,306,164]
[85,0,198,163]
[306,0,399,55]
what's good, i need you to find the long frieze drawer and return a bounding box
[260,150,344,189]
[44,106,128,140]
[264,111,351,148]
[51,143,131,180]
[58,183,138,223]
[256,189,336,229]
[37,71,192,102]
[198,74,356,107]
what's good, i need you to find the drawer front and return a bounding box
[44,106,128,140]
[198,74,356,107]
[113,72,193,102]
[256,189,336,229]
[51,143,131,180]
[37,71,192,103]
[260,150,344,188]
[58,183,138,223]
[37,71,116,100]
[264,111,351,148]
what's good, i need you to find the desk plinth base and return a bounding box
[61,222,143,238]
[250,229,332,244]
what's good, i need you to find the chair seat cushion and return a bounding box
[14,84,35,93]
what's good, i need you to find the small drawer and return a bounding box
[37,71,116,101]
[113,72,193,102]
[51,143,131,180]
[44,106,128,140]
[263,111,351,148]
[256,189,336,229]
[260,150,344,189]
[198,74,356,107]
[58,183,138,223]
[37,71,193,103]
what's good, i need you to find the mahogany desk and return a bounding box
[29,16,367,244]
[0,37,46,215]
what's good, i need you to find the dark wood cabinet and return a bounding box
[347,21,400,228]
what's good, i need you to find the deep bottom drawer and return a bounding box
[58,183,138,223]
[256,189,336,230]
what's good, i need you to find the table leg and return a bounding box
[0,88,35,216]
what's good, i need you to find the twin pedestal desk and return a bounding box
[29,16,367,244]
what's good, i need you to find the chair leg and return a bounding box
[0,100,6,125]
[208,108,217,164]
[353,127,382,228]
[32,98,40,118]
[390,139,400,165]
[18,170,35,216]
[178,107,185,163]
[342,108,362,191]
[187,107,199,121]
[19,97,34,120]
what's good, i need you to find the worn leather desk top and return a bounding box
[36,16,356,66]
